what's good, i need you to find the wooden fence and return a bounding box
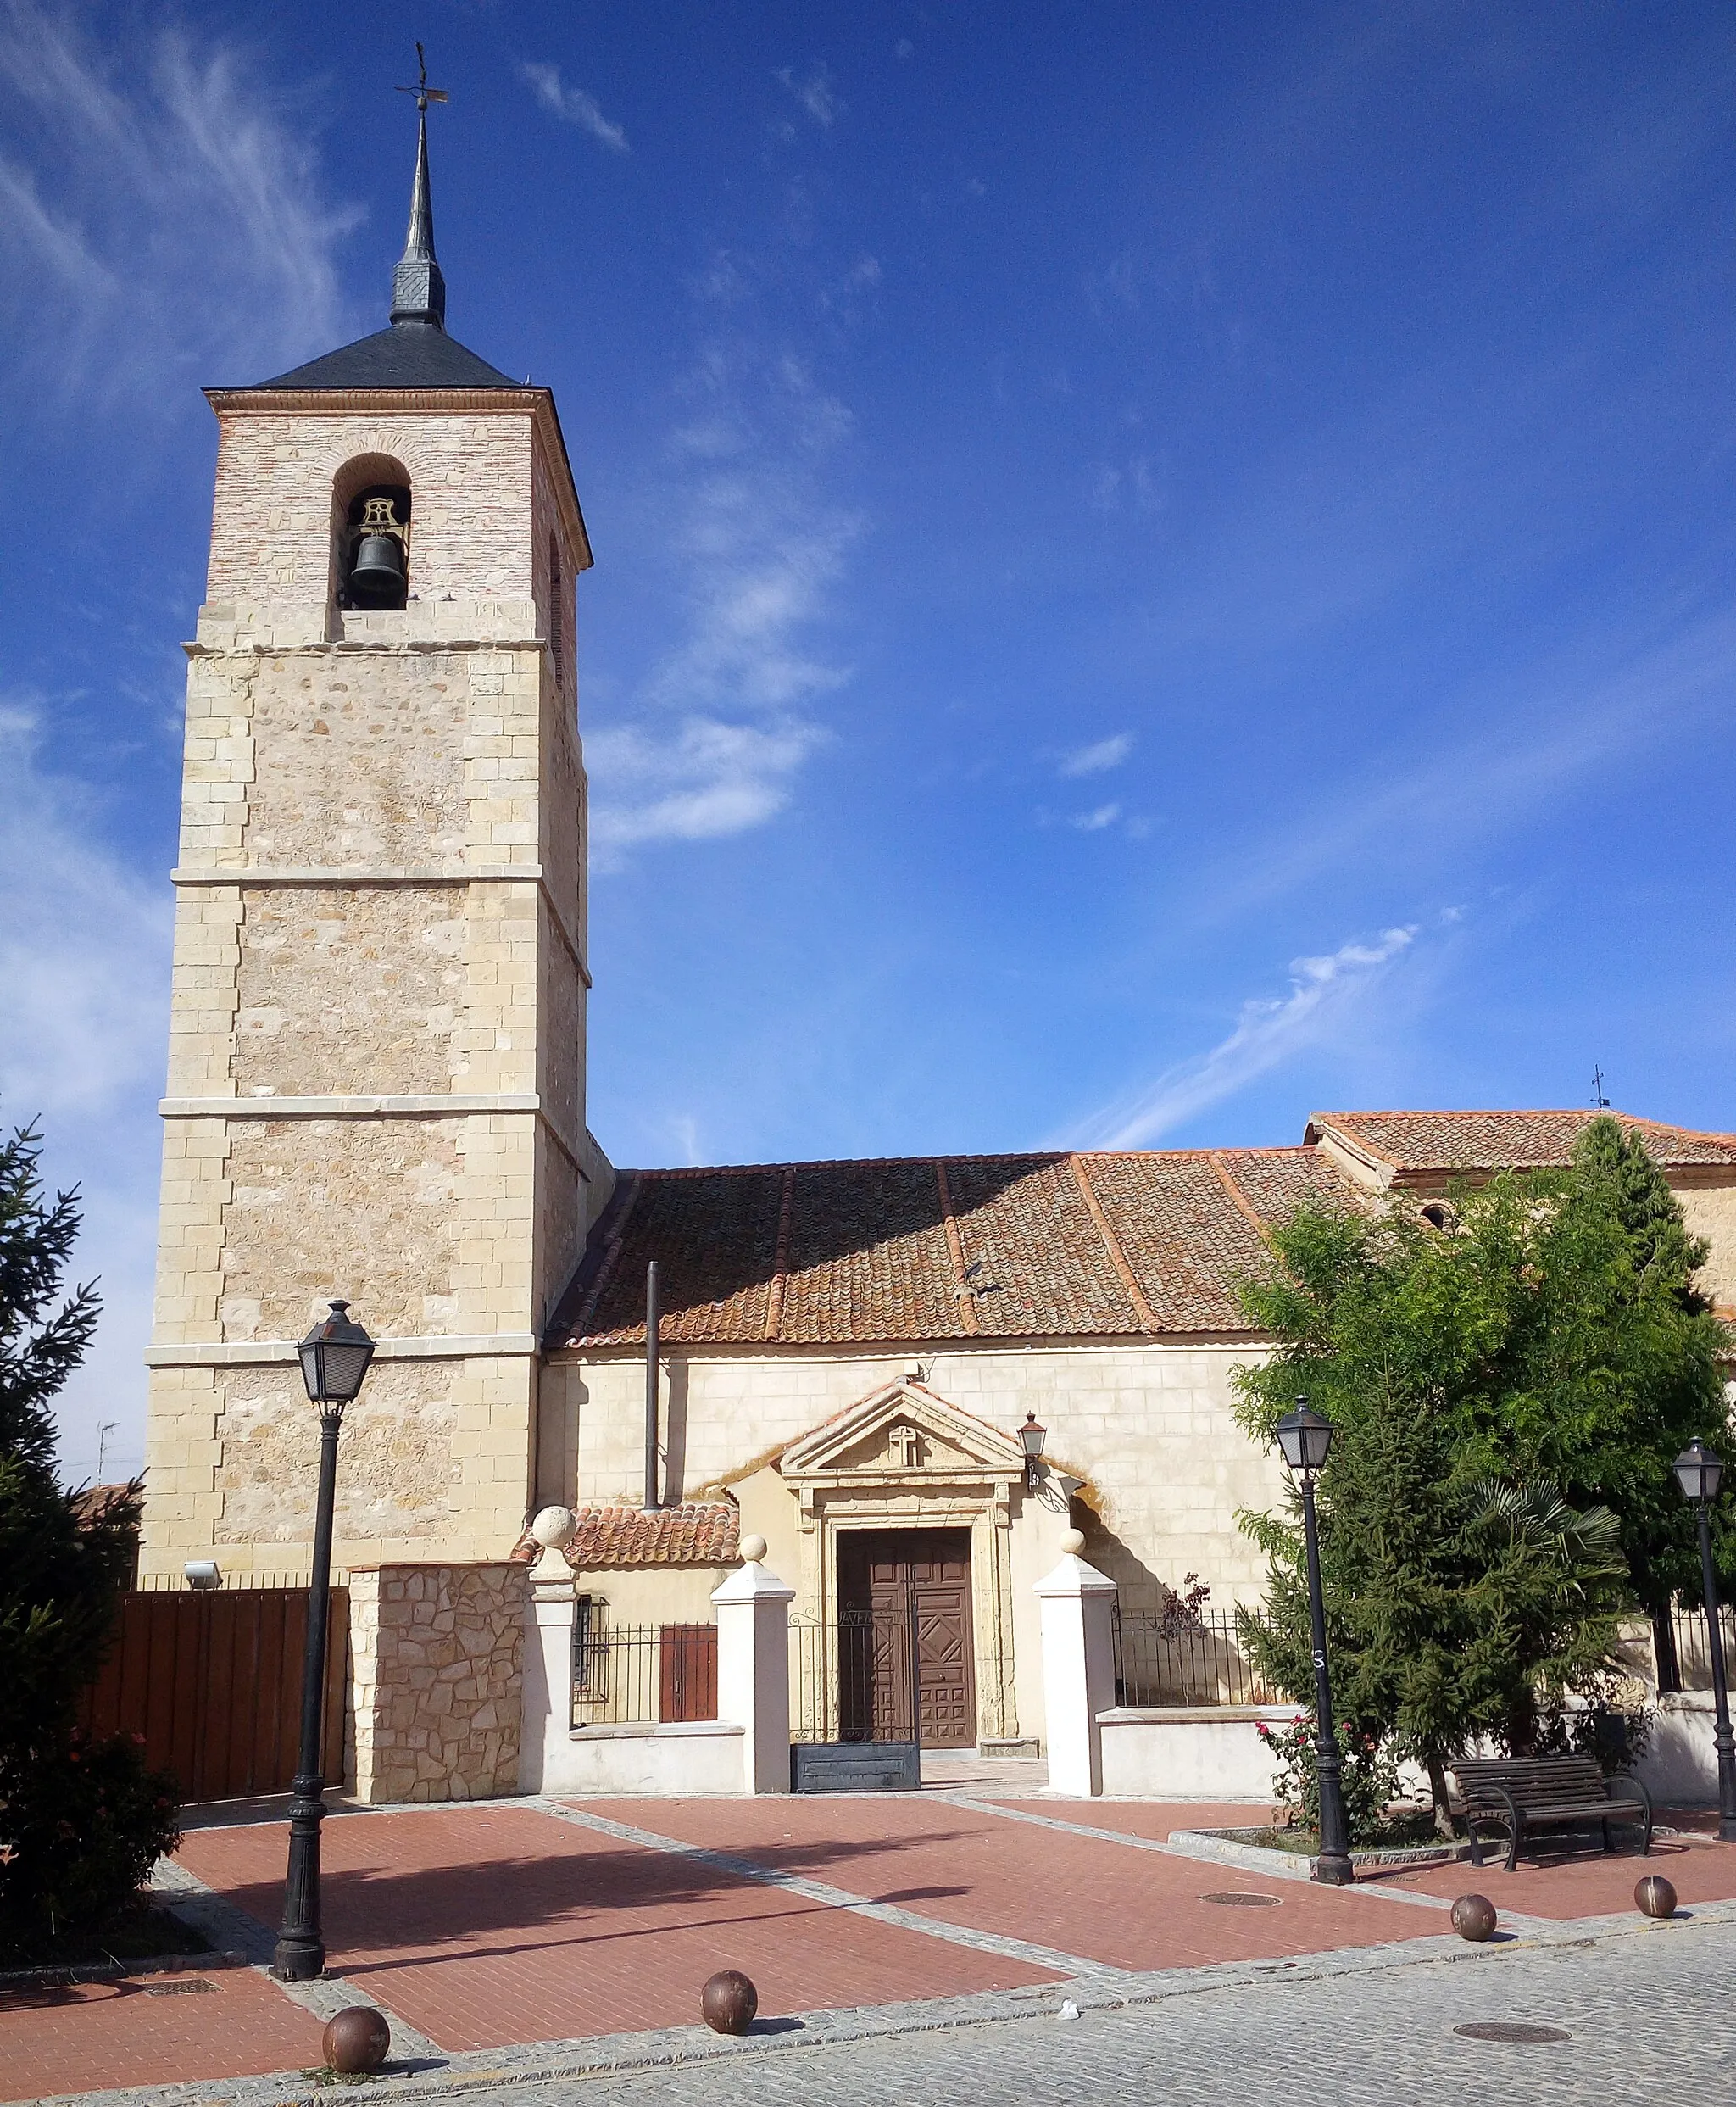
[81,1586,348,1803]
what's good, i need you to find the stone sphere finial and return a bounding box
[529,1505,577,1550]
[1060,1528,1086,1557]
[739,1533,768,1564]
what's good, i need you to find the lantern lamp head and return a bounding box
[1275,1397,1335,1480]
[1674,1438,1724,1506]
[1019,1412,1047,1491]
[298,1301,376,1417]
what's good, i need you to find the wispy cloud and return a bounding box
[0,1,358,407]
[588,339,861,862]
[1071,802,1123,832]
[776,62,841,127]
[519,61,629,153]
[1071,926,1418,1148]
[588,717,823,854]
[1060,732,1134,778]
[0,702,173,1484]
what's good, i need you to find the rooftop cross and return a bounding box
[389,43,450,329]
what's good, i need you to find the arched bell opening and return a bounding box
[330,454,413,613]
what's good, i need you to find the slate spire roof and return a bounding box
[390,92,445,326]
[245,68,515,393]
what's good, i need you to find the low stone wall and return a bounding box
[1096,1704,1301,1799]
[542,1721,748,1797]
[348,1562,529,1803]
[1633,1692,1723,1804]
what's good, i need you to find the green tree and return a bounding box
[0,1124,180,1953]
[1230,1129,1723,1831]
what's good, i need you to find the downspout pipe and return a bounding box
[643,1259,660,1512]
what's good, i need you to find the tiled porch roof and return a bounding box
[565,1501,741,1569]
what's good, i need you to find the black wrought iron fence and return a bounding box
[1111,1604,1274,1708]
[789,1610,920,1745]
[570,1605,718,1727]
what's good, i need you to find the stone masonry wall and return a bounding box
[348,1562,528,1803]
[142,391,604,1583]
[541,1339,1288,1611]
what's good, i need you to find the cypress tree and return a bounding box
[0,1124,180,1953]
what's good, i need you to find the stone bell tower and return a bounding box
[140,92,612,1580]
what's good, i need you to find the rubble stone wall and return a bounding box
[348,1561,528,1803]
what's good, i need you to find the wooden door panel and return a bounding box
[836,1530,975,1747]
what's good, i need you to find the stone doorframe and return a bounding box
[777,1378,1026,1742]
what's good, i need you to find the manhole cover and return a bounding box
[1200,1892,1281,1907]
[141,1980,214,1996]
[1454,2022,1572,2043]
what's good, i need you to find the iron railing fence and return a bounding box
[132,1570,347,1592]
[570,1608,717,1728]
[1657,1603,1736,1695]
[1111,1603,1275,1708]
[789,1610,921,1746]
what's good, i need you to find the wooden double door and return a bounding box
[837,1528,976,1748]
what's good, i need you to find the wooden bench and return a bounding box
[1449,1756,1652,1872]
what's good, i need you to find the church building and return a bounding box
[139,110,1736,1766]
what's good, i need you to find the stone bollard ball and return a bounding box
[323,2007,392,2075]
[1449,1893,1498,1942]
[1635,1874,1678,1920]
[529,1505,577,1550]
[1060,1529,1086,1557]
[701,1970,759,2035]
[739,1535,768,1564]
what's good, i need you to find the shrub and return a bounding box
[1258,1712,1403,1847]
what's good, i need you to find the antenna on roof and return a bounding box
[1590,1065,1611,1109]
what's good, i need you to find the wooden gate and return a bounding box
[657,1624,719,1721]
[81,1586,348,1803]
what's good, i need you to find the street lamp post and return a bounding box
[1672,1438,1736,1843]
[272,1301,376,1982]
[1274,1397,1354,1887]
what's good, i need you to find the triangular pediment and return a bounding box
[780,1380,1026,1482]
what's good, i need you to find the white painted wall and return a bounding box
[543,1721,747,1796]
[1097,1706,1301,1800]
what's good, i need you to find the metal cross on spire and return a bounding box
[389,43,449,328]
[395,41,448,115]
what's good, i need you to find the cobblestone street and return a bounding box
[510,1914,1736,2107]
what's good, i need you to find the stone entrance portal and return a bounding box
[837,1528,976,1747]
[777,1379,1027,1746]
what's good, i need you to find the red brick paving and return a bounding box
[1368,1831,1736,1919]
[576,1795,1438,1970]
[1004,1798,1282,1842]
[177,1804,1055,2053]
[0,1969,326,2104]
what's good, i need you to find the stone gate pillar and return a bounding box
[1034,1529,1118,1796]
[713,1534,794,1795]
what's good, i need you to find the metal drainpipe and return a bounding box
[643,1259,660,1512]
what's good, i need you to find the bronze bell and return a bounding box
[349,532,406,602]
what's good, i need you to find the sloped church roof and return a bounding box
[548,1110,1735,1352]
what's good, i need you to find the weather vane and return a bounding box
[395,41,448,115]
[1591,1065,1611,1109]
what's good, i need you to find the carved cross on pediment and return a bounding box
[889,1423,921,1469]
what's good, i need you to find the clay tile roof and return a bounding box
[566,1501,741,1570]
[548,1145,1364,1352]
[1307,1108,1736,1180]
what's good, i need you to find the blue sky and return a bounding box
[3,1,1735,1479]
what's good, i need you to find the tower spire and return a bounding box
[391,44,448,328]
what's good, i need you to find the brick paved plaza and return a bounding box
[3,1792,1733,2104]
